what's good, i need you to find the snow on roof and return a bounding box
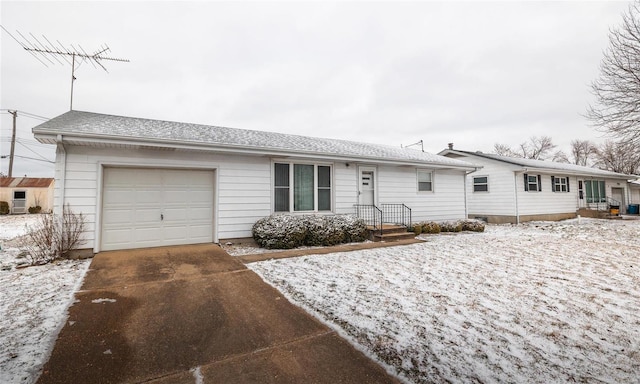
[0,177,54,188]
[448,150,631,179]
[32,111,475,169]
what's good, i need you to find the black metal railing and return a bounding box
[354,203,412,233]
[353,204,383,235]
[381,203,412,229]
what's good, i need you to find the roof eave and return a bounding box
[34,131,476,171]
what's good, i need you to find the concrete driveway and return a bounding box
[37,244,399,384]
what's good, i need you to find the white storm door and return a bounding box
[358,167,376,205]
[101,168,214,251]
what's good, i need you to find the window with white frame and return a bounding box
[274,162,332,212]
[417,170,433,192]
[524,173,541,192]
[473,176,489,192]
[552,176,570,192]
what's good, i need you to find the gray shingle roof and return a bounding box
[452,150,631,179]
[33,111,475,168]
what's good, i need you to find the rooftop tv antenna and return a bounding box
[401,139,424,152]
[1,26,129,110]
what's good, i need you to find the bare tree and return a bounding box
[552,150,570,163]
[493,143,520,157]
[595,140,640,175]
[586,2,640,157]
[494,136,557,160]
[569,139,599,166]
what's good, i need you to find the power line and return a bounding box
[0,154,54,164]
[0,109,50,121]
[17,141,53,162]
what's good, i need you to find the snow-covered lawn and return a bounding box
[0,214,91,384]
[249,218,640,383]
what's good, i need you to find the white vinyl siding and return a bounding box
[378,166,465,222]
[56,146,272,250]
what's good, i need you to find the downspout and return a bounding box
[464,168,479,219]
[55,134,66,216]
[514,170,521,224]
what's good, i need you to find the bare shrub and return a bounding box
[22,204,86,265]
[461,219,486,232]
[421,222,441,234]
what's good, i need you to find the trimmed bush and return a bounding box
[0,201,8,215]
[252,214,367,249]
[329,215,368,243]
[413,225,422,235]
[421,222,441,234]
[252,215,307,249]
[28,206,42,214]
[440,221,463,233]
[461,219,485,232]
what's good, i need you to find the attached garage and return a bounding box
[101,167,215,251]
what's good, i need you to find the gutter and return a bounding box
[514,169,525,224]
[34,132,477,172]
[464,167,482,219]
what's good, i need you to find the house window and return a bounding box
[584,180,606,203]
[274,162,332,212]
[13,191,26,200]
[524,173,541,192]
[274,163,290,212]
[473,176,489,192]
[417,170,433,192]
[552,176,570,192]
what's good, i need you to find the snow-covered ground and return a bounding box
[249,218,640,383]
[0,214,90,384]
[2,214,639,383]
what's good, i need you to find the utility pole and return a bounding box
[8,110,17,177]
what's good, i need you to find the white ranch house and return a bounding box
[33,111,476,253]
[439,148,633,224]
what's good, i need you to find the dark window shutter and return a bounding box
[537,175,542,191]
[524,173,529,191]
[551,176,555,192]
[567,178,570,192]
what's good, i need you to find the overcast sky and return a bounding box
[0,1,632,177]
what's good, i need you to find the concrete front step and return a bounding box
[369,225,415,242]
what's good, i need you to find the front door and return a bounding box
[612,187,625,213]
[359,167,376,205]
[577,180,586,208]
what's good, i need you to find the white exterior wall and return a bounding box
[377,165,466,222]
[629,185,640,205]
[333,163,358,214]
[55,145,470,251]
[55,146,273,250]
[464,159,518,217]
[515,173,579,216]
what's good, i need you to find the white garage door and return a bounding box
[101,168,214,251]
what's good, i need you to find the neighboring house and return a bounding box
[438,147,632,224]
[32,110,476,253]
[629,179,640,206]
[0,177,54,214]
